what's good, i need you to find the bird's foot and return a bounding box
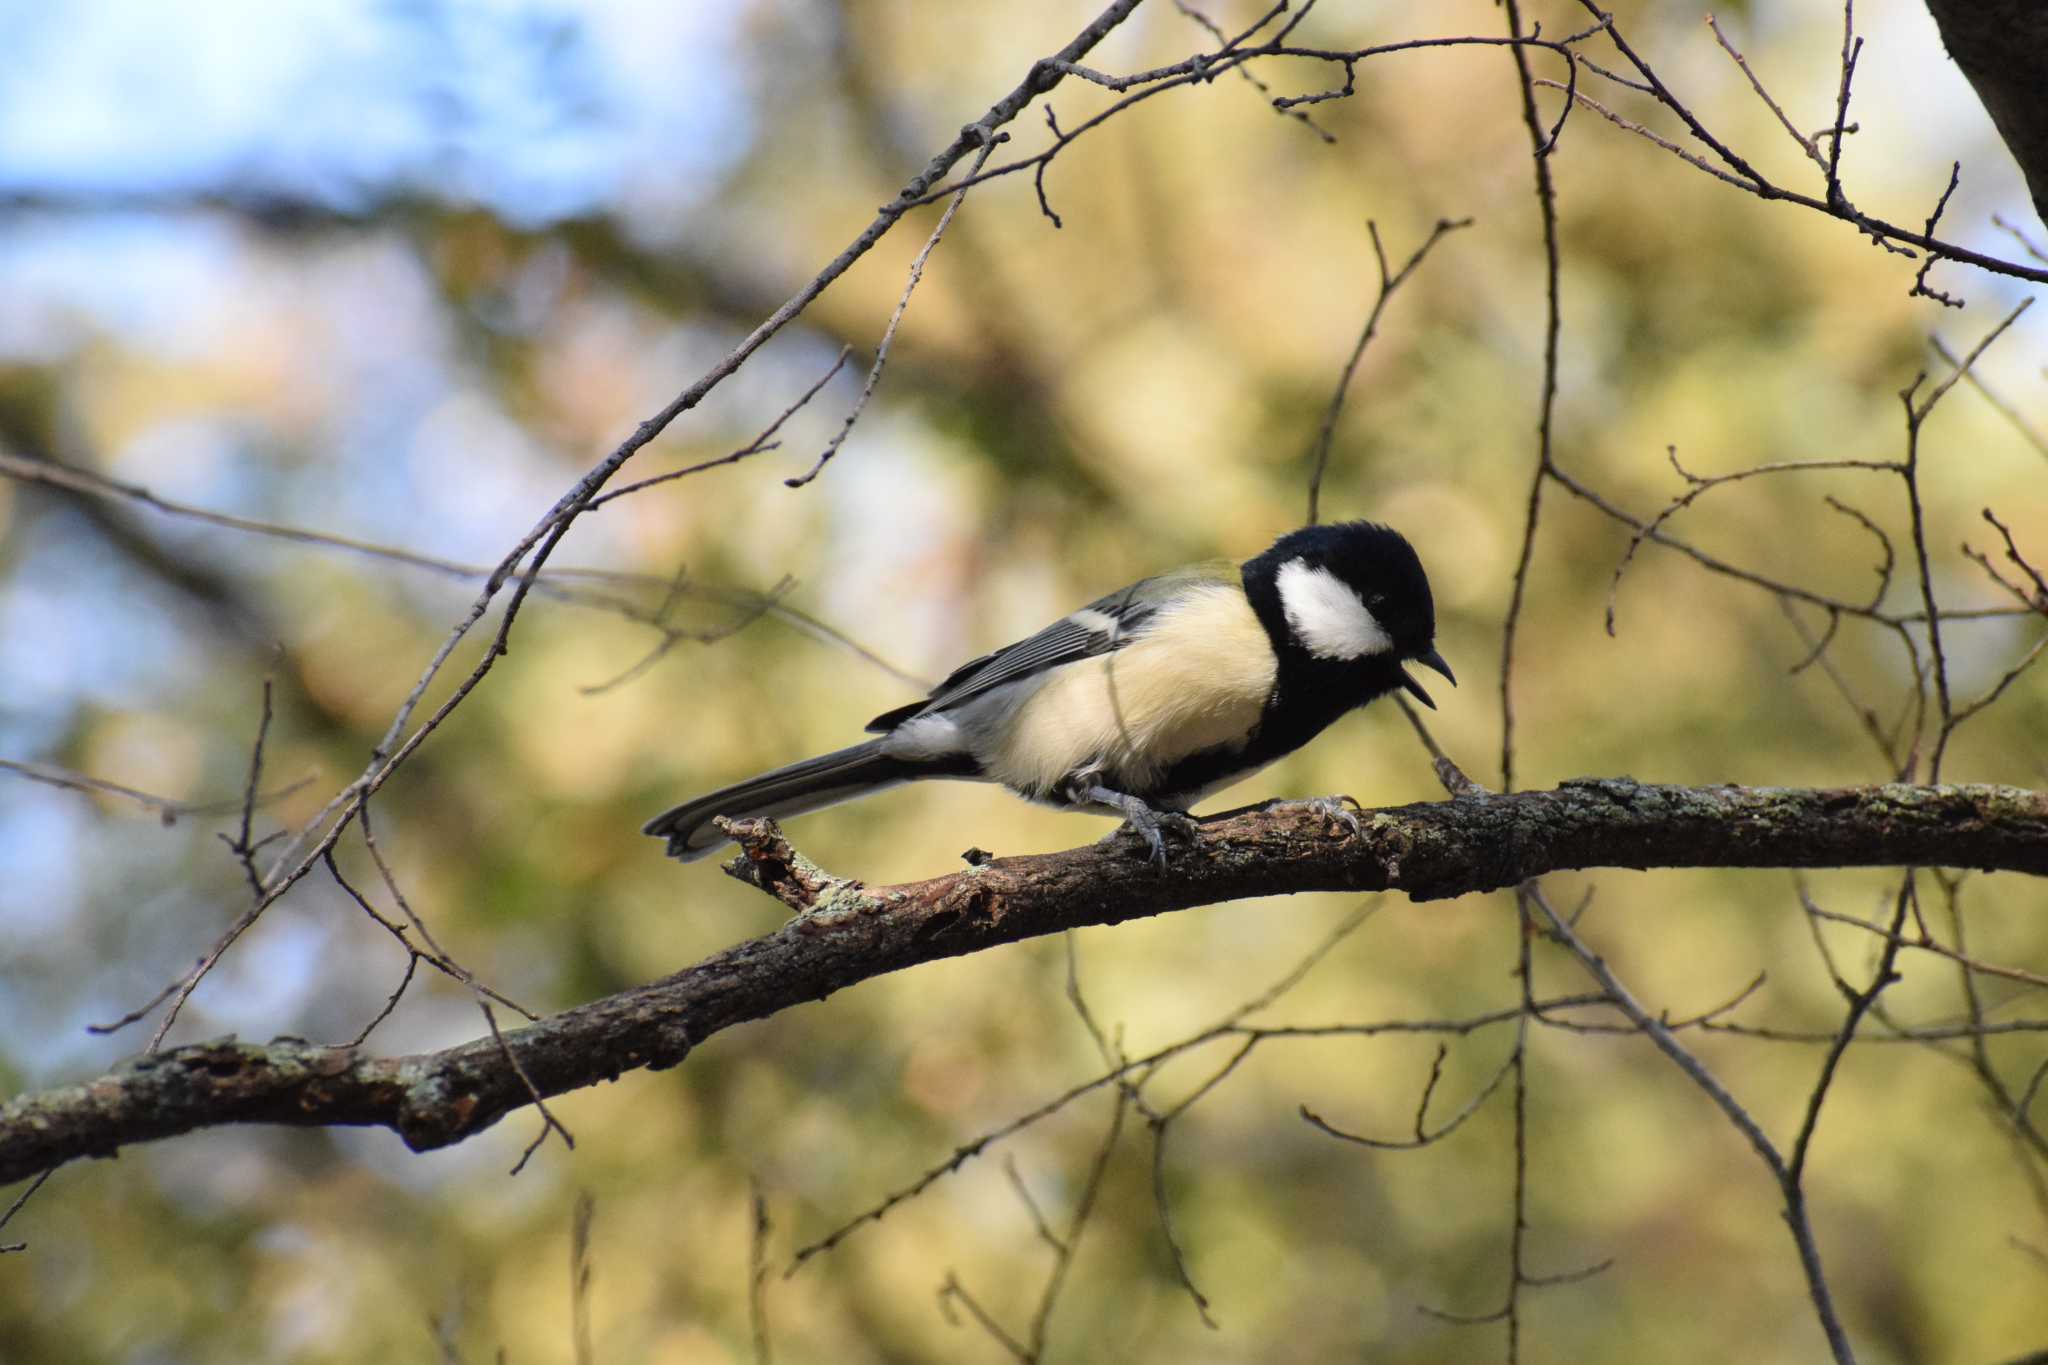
[1072,783,1200,868]
[1113,805,1202,867]
[1269,794,1365,837]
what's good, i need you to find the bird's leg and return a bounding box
[1069,782,1200,866]
[1263,794,1364,837]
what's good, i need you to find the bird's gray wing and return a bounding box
[864,565,1230,733]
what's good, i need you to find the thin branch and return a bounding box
[787,133,1003,488]
[1931,336,2048,461]
[1523,882,1856,1365]
[1822,2,1863,214]
[1992,213,2048,265]
[0,756,312,826]
[1024,1091,1128,1359]
[1705,14,1831,175]
[750,1182,774,1365]
[570,1193,596,1365]
[1787,878,1916,1193]
[0,447,922,689]
[1910,300,2033,777]
[583,346,853,509]
[1549,461,2030,625]
[1301,1042,1515,1150]
[0,1169,53,1254]
[937,1272,1030,1362]
[913,34,1595,213]
[337,953,419,1051]
[1973,509,2048,611]
[1303,217,1472,525]
[358,804,570,1173]
[1172,0,1336,142]
[321,849,536,1021]
[1805,896,2048,994]
[1909,163,1966,307]
[1559,3,2048,286]
[1776,598,1899,770]
[1498,0,1566,796]
[790,995,1553,1276]
[218,677,277,898]
[1003,1157,1066,1256]
[1143,1095,1223,1329]
[1605,450,1899,635]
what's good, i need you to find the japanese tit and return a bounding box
[644,520,1452,863]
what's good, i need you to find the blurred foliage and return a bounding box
[2,1,2047,1362]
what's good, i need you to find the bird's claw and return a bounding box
[1277,794,1364,837]
[1111,807,1201,867]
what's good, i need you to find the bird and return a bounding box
[644,520,1453,864]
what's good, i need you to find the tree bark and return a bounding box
[3,779,2044,1187]
[1924,0,2048,224]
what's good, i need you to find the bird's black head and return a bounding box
[1242,520,1455,708]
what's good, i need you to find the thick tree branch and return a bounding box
[4,779,2044,1187]
[1923,0,2048,225]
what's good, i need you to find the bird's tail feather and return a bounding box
[643,741,925,862]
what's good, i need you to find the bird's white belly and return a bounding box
[982,584,1277,796]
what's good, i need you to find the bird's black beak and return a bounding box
[1399,647,1456,710]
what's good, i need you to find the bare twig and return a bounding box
[218,677,277,898]
[1705,14,1831,174]
[1498,0,1566,797]
[1024,1092,1129,1359]
[1303,217,1472,525]
[321,849,535,1021]
[1525,881,1856,1365]
[1910,300,2034,776]
[1992,213,2048,265]
[788,133,1003,488]
[0,447,921,688]
[937,1272,1030,1362]
[1909,163,1966,307]
[0,756,312,826]
[336,953,419,1051]
[1776,598,1898,770]
[1172,0,1336,142]
[0,1169,53,1254]
[1971,510,2048,612]
[1932,333,2048,463]
[583,345,854,509]
[1605,449,1899,636]
[1548,460,2030,625]
[1823,2,1863,214]
[1562,3,2048,286]
[1301,1042,1515,1149]
[570,1193,596,1365]
[923,33,1594,213]
[750,1182,775,1365]
[359,804,570,1173]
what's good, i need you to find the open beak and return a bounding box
[1399,646,1456,710]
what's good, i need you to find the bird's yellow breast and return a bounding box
[986,583,1277,797]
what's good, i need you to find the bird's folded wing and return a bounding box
[864,565,1233,732]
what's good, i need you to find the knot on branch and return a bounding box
[717,817,855,913]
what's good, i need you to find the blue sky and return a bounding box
[0,0,750,219]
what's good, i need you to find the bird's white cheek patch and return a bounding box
[1276,558,1393,660]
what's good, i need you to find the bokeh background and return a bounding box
[2,1,2046,1361]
